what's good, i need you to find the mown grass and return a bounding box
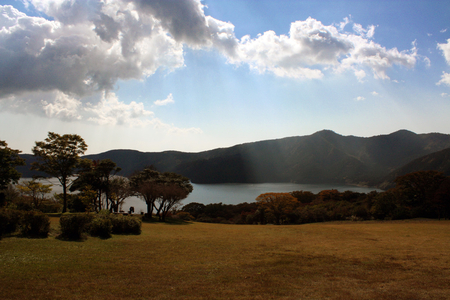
[1,218,449,299]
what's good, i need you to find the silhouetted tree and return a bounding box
[130,167,162,216]
[71,159,121,211]
[32,132,87,213]
[0,140,25,207]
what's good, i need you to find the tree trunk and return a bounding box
[62,183,67,213]
[146,201,152,215]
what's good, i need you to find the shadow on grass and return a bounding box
[141,215,192,225]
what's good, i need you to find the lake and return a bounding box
[23,178,379,214]
[123,182,379,213]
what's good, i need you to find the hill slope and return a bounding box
[18,130,450,186]
[377,147,450,189]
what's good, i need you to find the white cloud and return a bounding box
[441,93,449,97]
[352,23,376,39]
[0,2,420,127]
[354,69,366,82]
[355,96,365,101]
[441,28,448,33]
[85,92,154,126]
[371,91,379,96]
[423,56,431,67]
[154,93,175,106]
[42,91,82,120]
[437,72,450,87]
[232,17,416,80]
[0,3,185,98]
[437,39,450,65]
[339,16,350,31]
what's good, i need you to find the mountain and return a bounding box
[377,147,450,189]
[18,130,450,187]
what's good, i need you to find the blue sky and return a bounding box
[1,0,450,154]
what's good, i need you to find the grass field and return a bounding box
[1,218,449,299]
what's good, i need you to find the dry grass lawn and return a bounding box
[1,218,449,299]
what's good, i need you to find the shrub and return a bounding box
[59,214,93,240]
[175,211,194,221]
[0,209,23,237]
[88,215,112,239]
[20,211,50,238]
[111,215,141,235]
[142,213,155,222]
[352,205,370,220]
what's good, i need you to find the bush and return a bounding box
[111,215,141,235]
[174,211,194,221]
[88,215,112,239]
[59,214,93,240]
[0,209,22,237]
[20,211,50,238]
[142,213,155,222]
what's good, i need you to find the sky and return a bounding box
[1,0,450,155]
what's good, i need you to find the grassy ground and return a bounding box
[1,218,449,300]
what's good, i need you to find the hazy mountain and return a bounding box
[18,130,450,187]
[377,147,450,189]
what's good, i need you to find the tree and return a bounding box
[182,202,206,219]
[394,170,446,217]
[256,192,298,225]
[0,140,25,190]
[154,172,193,221]
[71,159,121,212]
[130,168,193,221]
[16,179,53,210]
[130,167,162,216]
[109,176,133,213]
[291,190,316,204]
[317,189,341,202]
[31,132,87,213]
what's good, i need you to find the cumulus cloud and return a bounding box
[371,91,379,96]
[437,72,450,87]
[0,1,420,126]
[0,3,185,97]
[355,96,365,101]
[438,39,450,65]
[154,94,175,106]
[352,23,376,39]
[232,17,416,80]
[42,91,82,120]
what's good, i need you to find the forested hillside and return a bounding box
[18,130,450,186]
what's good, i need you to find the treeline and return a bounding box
[1,133,192,221]
[179,170,450,225]
[1,132,194,240]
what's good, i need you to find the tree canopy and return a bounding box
[0,140,25,190]
[131,167,193,221]
[256,192,298,225]
[32,132,88,213]
[71,159,122,212]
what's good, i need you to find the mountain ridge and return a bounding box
[17,130,450,187]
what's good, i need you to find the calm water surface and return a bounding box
[25,178,379,214]
[124,182,379,213]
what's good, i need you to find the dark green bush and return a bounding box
[20,211,50,238]
[0,209,23,237]
[174,211,194,222]
[88,215,112,239]
[111,214,141,235]
[59,214,93,240]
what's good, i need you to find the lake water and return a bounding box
[23,178,379,214]
[121,182,379,213]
